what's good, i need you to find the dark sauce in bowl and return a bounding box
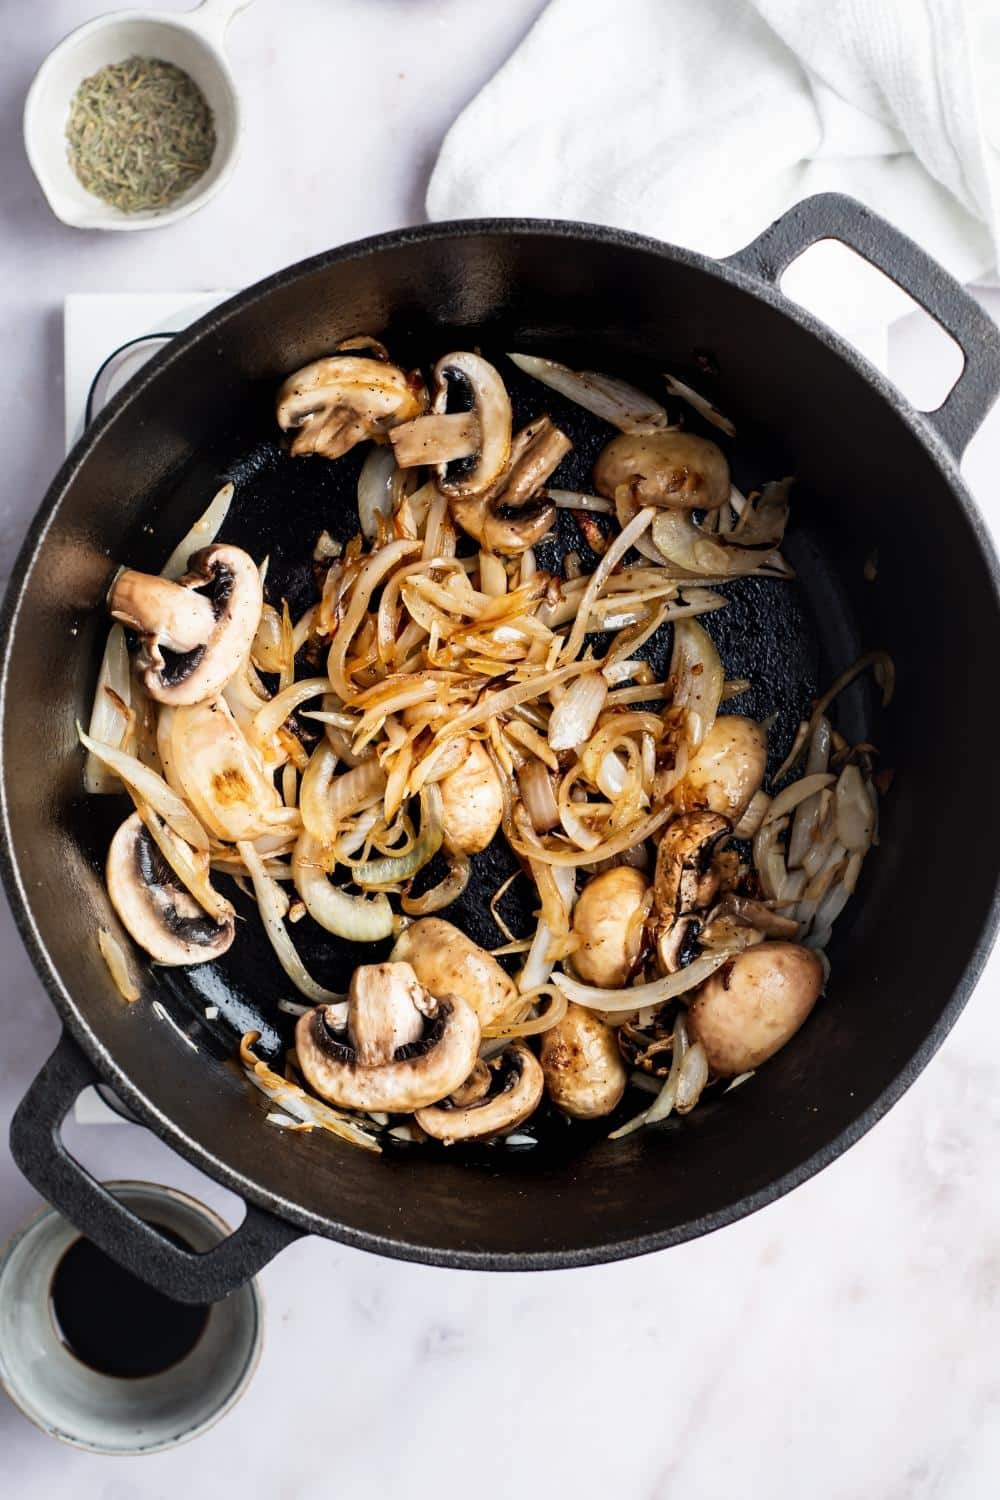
[49,1224,209,1379]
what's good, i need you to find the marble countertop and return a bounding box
[3,3,1000,1495]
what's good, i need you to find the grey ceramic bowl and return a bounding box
[0,1181,262,1454]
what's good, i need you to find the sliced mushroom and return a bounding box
[295,961,481,1112]
[391,917,518,1028]
[448,415,567,555]
[276,353,427,460]
[414,1041,543,1142]
[674,715,767,823]
[158,697,281,842]
[106,812,234,965]
[653,811,730,973]
[109,544,262,707]
[688,941,823,1076]
[594,430,730,512]
[390,352,511,499]
[438,738,504,856]
[540,1004,627,1119]
[570,866,649,988]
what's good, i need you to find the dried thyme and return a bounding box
[66,56,216,214]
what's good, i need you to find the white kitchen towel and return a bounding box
[427,0,1000,368]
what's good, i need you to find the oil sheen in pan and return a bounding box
[133,344,863,1146]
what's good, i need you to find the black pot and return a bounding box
[5,195,1000,1303]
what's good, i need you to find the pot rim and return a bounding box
[3,215,999,1269]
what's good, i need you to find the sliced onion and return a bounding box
[241,1034,378,1152]
[610,1015,689,1139]
[761,772,836,827]
[547,670,608,752]
[663,374,736,436]
[352,784,443,887]
[835,765,876,853]
[78,724,210,851]
[293,832,393,940]
[238,841,345,1002]
[553,947,736,1013]
[328,539,422,699]
[669,618,723,750]
[161,483,234,581]
[513,804,671,867]
[561,507,656,663]
[299,740,339,845]
[84,624,132,793]
[517,758,560,833]
[548,490,614,513]
[729,478,792,549]
[482,986,569,1040]
[733,789,771,839]
[433,659,597,745]
[252,676,329,746]
[97,927,140,1002]
[402,854,470,915]
[675,1040,709,1114]
[508,354,670,433]
[252,603,285,674]
[357,444,398,540]
[773,651,895,783]
[787,718,832,867]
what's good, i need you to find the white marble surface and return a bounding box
[3,2,1000,1494]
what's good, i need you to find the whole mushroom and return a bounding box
[570,866,649,988]
[437,739,504,857]
[415,1042,544,1143]
[674,715,767,823]
[540,1004,627,1119]
[391,917,518,1029]
[295,961,481,1112]
[108,543,262,707]
[688,941,824,1076]
[594,430,731,512]
[106,812,234,965]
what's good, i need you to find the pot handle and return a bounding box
[9,1030,303,1305]
[724,192,1000,458]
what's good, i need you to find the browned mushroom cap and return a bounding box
[109,543,262,707]
[594,430,730,511]
[414,1042,543,1142]
[390,917,518,1027]
[106,812,234,966]
[276,353,427,460]
[540,1004,627,1120]
[688,941,823,1075]
[449,414,567,555]
[570,866,649,988]
[653,811,730,972]
[295,960,481,1113]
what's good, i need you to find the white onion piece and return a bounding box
[97,927,140,1002]
[78,725,210,851]
[835,765,876,852]
[663,374,736,436]
[84,624,132,794]
[508,353,671,433]
[597,751,628,799]
[242,1055,377,1152]
[357,444,398,540]
[561,507,655,663]
[238,840,345,1003]
[401,853,471,915]
[761,772,836,827]
[517,759,560,833]
[293,832,393,941]
[548,490,614,513]
[610,1016,689,1139]
[160,483,234,581]
[547,670,608,751]
[518,866,577,993]
[553,948,736,1013]
[669,618,724,750]
[252,676,329,747]
[733,789,771,839]
[252,604,285,673]
[298,739,340,845]
[675,1040,709,1114]
[479,551,508,597]
[330,759,387,826]
[613,484,672,565]
[787,717,832,868]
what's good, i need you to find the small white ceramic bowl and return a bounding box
[23,0,255,231]
[0,1182,263,1454]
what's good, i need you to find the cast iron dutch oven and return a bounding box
[5,194,1000,1302]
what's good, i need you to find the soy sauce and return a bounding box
[49,1224,209,1378]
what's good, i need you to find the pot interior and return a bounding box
[3,226,998,1263]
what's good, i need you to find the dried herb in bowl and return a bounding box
[66,56,216,215]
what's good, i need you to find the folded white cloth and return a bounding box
[427,0,1000,368]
